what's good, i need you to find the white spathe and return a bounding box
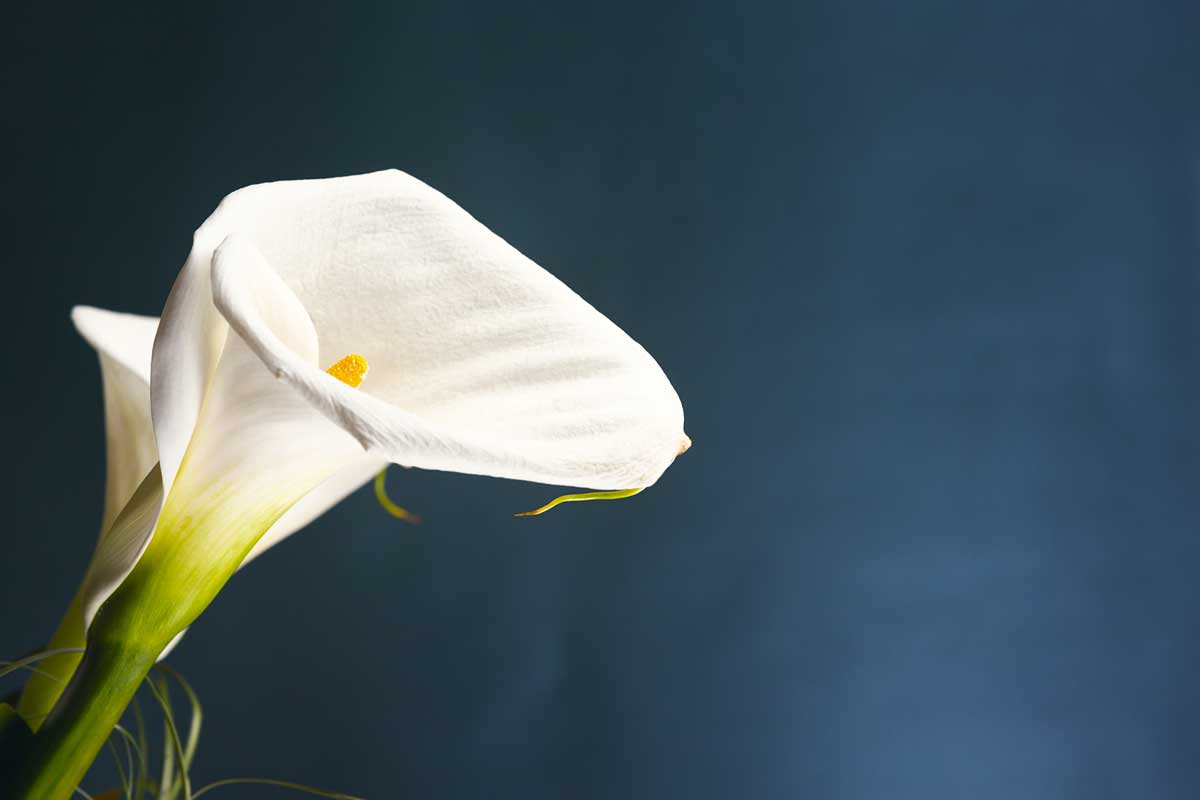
[71,306,385,643]
[74,169,687,638]
[70,308,158,535]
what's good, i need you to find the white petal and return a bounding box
[162,255,363,528]
[186,241,382,567]
[151,333,363,569]
[72,306,156,383]
[207,171,686,490]
[82,254,364,636]
[150,244,227,499]
[70,307,159,534]
[69,306,164,637]
[80,464,163,628]
[244,455,384,566]
[72,304,373,577]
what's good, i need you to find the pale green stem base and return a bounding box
[16,593,88,730]
[8,458,321,797]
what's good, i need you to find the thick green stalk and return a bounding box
[4,635,157,799]
[8,484,300,797]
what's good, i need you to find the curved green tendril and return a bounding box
[374,468,421,524]
[192,777,366,799]
[0,647,85,681]
[514,488,644,517]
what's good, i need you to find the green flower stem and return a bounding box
[8,462,313,798]
[16,592,88,729]
[5,635,157,799]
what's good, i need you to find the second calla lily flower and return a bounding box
[71,168,687,667]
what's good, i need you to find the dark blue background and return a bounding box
[4,2,1200,797]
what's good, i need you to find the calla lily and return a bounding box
[15,309,158,727]
[18,308,384,724]
[94,168,686,640]
[12,170,687,799]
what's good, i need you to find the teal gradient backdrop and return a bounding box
[4,2,1200,797]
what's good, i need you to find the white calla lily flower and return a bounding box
[11,171,687,797]
[16,309,160,726]
[48,169,687,672]
[18,306,384,725]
